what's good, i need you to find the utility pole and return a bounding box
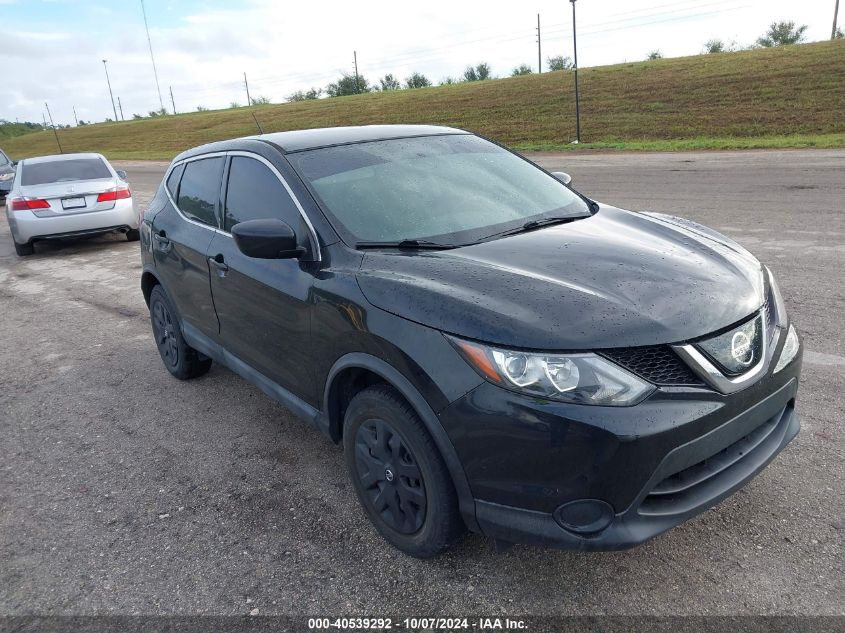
[72,106,79,126]
[102,59,118,122]
[833,0,841,39]
[140,0,165,111]
[117,97,125,121]
[44,102,63,153]
[244,72,252,105]
[353,50,361,93]
[170,86,177,115]
[570,0,581,144]
[537,14,542,73]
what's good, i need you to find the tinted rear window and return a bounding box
[21,158,112,186]
[177,157,223,227]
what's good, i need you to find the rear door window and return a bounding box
[177,157,224,227]
[21,158,112,186]
[223,156,301,232]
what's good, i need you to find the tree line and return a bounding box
[647,20,836,62]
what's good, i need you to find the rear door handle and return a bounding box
[152,231,171,252]
[209,254,229,275]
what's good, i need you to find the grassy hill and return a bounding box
[0,122,44,141]
[4,40,844,160]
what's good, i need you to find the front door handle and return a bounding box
[209,254,229,275]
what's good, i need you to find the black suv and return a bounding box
[140,125,802,557]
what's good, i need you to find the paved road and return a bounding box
[1,150,843,616]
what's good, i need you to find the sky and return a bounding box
[1,0,839,125]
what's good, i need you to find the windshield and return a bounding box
[287,134,590,246]
[21,158,112,186]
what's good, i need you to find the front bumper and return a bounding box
[7,199,138,244]
[438,345,802,550]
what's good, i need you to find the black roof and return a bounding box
[174,125,469,162]
[255,124,468,152]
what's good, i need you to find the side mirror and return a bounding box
[115,169,128,180]
[232,218,304,259]
[11,160,18,168]
[551,171,572,185]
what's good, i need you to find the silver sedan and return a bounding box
[5,152,139,256]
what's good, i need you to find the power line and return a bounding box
[140,0,165,111]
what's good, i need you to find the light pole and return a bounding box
[570,0,581,144]
[102,59,118,122]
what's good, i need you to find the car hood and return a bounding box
[355,205,765,350]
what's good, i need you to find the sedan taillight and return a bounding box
[97,188,131,202]
[10,198,51,211]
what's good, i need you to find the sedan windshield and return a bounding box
[287,134,590,246]
[21,158,112,186]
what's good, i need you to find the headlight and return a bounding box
[774,324,799,373]
[765,266,787,326]
[0,172,14,181]
[447,336,654,406]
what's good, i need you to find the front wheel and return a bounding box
[343,385,465,558]
[148,285,212,380]
[126,228,140,241]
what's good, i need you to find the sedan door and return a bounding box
[151,156,224,339]
[206,154,316,404]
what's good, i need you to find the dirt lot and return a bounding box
[1,149,843,616]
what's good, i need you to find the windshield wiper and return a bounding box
[478,215,583,243]
[355,239,456,250]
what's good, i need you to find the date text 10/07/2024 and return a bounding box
[307,617,528,630]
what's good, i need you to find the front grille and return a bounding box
[639,404,793,517]
[601,346,704,386]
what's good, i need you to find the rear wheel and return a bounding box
[14,241,34,257]
[149,285,212,380]
[343,385,465,558]
[126,228,140,241]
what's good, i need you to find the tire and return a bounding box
[126,228,140,242]
[148,285,212,380]
[14,241,34,257]
[343,385,465,558]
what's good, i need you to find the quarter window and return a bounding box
[165,164,184,198]
[223,156,301,232]
[177,157,224,227]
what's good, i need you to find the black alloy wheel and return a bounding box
[148,285,212,380]
[354,418,427,534]
[343,385,465,558]
[152,298,179,370]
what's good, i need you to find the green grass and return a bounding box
[4,40,845,160]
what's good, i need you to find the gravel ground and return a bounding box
[0,149,843,616]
